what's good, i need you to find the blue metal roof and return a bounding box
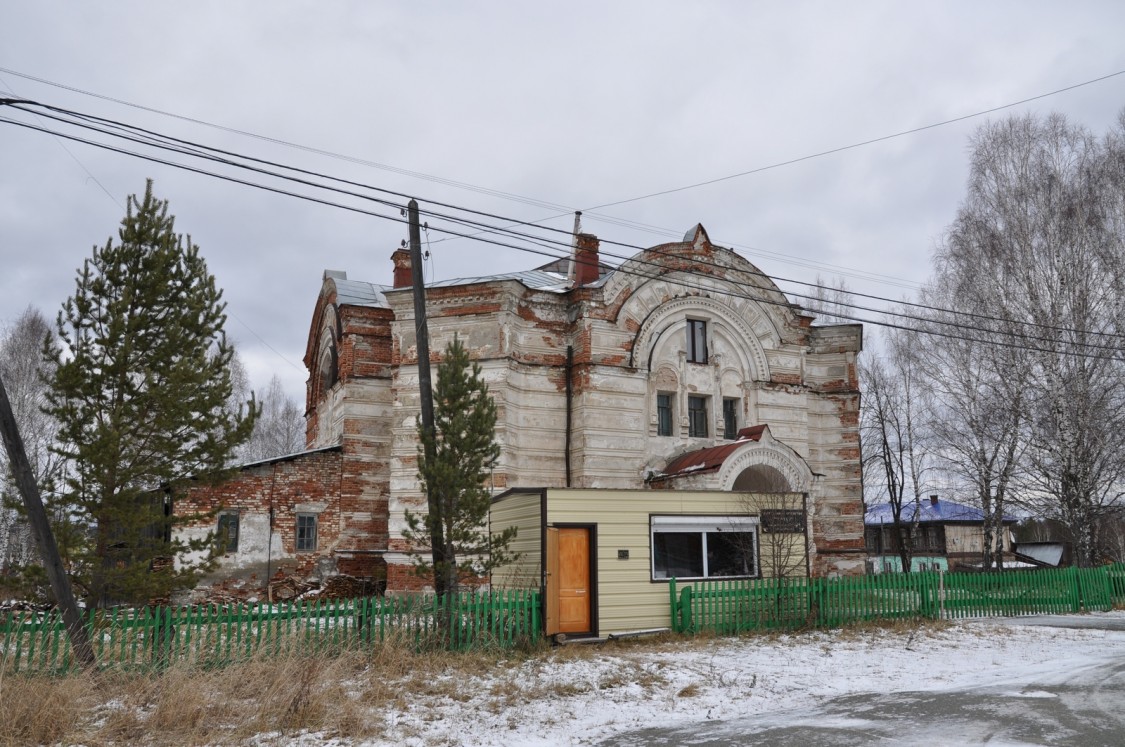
[865,498,1017,525]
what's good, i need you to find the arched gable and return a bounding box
[603,224,798,339]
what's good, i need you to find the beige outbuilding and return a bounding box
[491,487,808,637]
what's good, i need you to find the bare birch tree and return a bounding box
[861,336,932,572]
[805,274,853,325]
[936,111,1125,566]
[236,374,306,463]
[913,283,1026,570]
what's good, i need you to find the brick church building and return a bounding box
[174,224,864,599]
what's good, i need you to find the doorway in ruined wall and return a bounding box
[544,525,596,638]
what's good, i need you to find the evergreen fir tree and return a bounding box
[45,180,255,607]
[404,335,516,594]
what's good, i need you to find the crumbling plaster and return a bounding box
[180,225,864,595]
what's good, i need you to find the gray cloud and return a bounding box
[3,1,1125,401]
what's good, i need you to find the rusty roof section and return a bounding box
[656,425,767,480]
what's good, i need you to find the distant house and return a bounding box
[864,495,1018,573]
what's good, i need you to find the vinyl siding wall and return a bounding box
[489,490,543,590]
[544,489,806,636]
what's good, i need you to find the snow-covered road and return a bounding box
[373,612,1125,747]
[288,612,1125,746]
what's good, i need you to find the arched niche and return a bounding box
[732,464,792,492]
[310,305,340,402]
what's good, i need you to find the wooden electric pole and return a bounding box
[0,372,96,670]
[407,199,447,595]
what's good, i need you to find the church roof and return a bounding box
[329,266,598,309]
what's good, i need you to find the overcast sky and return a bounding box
[2,2,1124,404]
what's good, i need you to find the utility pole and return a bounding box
[408,199,447,596]
[0,373,96,670]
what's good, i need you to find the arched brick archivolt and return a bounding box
[308,304,340,403]
[629,294,773,381]
[716,428,815,494]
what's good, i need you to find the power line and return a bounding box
[11,97,1122,346]
[0,79,121,210]
[0,65,939,290]
[4,99,1123,355]
[4,101,1124,360]
[583,69,1125,211]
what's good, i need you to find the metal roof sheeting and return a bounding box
[330,269,584,309]
[658,426,768,479]
[865,498,1017,525]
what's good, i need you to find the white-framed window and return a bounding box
[686,319,708,363]
[650,515,759,580]
[296,513,318,552]
[657,392,674,437]
[217,511,239,554]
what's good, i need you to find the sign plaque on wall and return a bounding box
[760,509,806,534]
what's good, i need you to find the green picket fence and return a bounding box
[0,589,540,674]
[671,564,1125,635]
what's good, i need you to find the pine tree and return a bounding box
[45,180,256,607]
[403,335,516,595]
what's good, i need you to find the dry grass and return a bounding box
[0,620,964,745]
[0,643,425,745]
[0,627,564,747]
[832,616,953,641]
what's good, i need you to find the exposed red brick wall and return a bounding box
[177,448,346,580]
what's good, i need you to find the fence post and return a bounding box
[679,585,694,633]
[668,578,678,633]
[1069,567,1082,613]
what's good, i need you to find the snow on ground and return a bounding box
[286,612,1125,747]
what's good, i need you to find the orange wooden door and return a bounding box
[557,527,591,634]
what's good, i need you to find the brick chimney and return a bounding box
[929,495,939,507]
[574,233,600,286]
[391,247,412,288]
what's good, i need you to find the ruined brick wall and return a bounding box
[382,281,570,584]
[302,278,394,581]
[804,324,865,575]
[172,447,343,601]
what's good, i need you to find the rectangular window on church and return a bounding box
[657,393,673,436]
[723,398,738,440]
[688,395,708,438]
[687,319,708,363]
[296,513,318,552]
[217,511,239,554]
